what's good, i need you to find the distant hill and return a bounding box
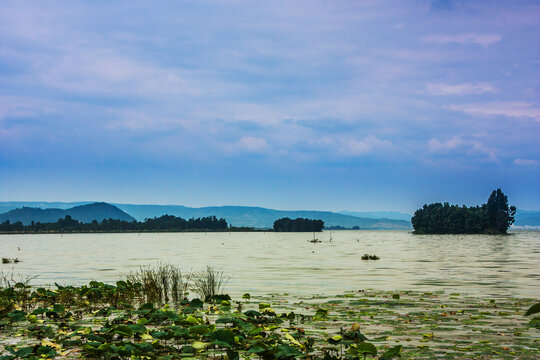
[3,201,537,230]
[339,210,412,221]
[0,202,135,225]
[113,204,411,229]
[513,210,540,227]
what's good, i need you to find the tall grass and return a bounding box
[191,266,229,301]
[126,263,190,304]
[0,270,38,312]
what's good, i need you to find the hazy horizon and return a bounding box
[1,1,539,212]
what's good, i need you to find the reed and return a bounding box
[191,266,229,301]
[125,263,190,304]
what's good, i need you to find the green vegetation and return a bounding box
[273,218,324,232]
[0,268,538,359]
[411,188,516,234]
[125,264,190,305]
[0,215,229,234]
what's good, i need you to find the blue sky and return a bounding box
[0,0,539,212]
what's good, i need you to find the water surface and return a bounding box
[0,230,538,298]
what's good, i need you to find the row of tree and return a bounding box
[0,215,229,233]
[273,217,324,232]
[411,189,516,234]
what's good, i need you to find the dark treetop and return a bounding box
[0,214,229,233]
[273,217,324,232]
[411,188,516,234]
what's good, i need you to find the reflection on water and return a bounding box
[0,231,538,298]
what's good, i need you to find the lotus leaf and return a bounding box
[246,340,269,354]
[351,342,377,357]
[525,303,540,316]
[379,345,402,359]
[226,349,240,360]
[273,344,302,359]
[52,304,65,313]
[213,329,236,346]
[7,310,26,322]
[111,324,134,337]
[314,308,328,320]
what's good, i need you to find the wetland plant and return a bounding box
[1,258,20,264]
[191,266,229,301]
[126,263,190,305]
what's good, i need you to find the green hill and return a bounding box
[0,202,135,225]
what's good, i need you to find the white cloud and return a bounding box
[513,158,539,166]
[342,135,392,156]
[234,136,269,153]
[428,136,498,161]
[425,83,496,96]
[448,101,540,120]
[422,33,501,47]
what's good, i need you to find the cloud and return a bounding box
[428,136,498,162]
[425,83,496,96]
[232,136,270,153]
[342,135,393,156]
[422,33,501,47]
[448,102,540,120]
[513,158,539,166]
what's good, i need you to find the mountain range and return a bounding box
[0,201,410,229]
[1,201,538,229]
[0,202,134,225]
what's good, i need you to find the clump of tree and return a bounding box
[0,214,229,233]
[273,217,324,232]
[411,188,516,234]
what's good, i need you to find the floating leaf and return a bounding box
[273,344,302,359]
[53,304,65,313]
[353,342,377,357]
[379,345,403,359]
[525,303,540,316]
[7,310,26,322]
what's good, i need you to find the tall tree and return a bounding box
[486,188,516,234]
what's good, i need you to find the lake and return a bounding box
[0,230,538,298]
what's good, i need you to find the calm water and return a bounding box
[0,231,538,298]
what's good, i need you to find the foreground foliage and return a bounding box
[0,280,538,359]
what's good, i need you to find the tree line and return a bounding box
[411,189,516,234]
[0,214,229,233]
[273,217,324,232]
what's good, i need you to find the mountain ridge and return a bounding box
[0,202,135,225]
[2,201,538,229]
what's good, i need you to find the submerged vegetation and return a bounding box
[412,188,516,234]
[273,218,325,232]
[0,215,230,234]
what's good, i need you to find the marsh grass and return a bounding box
[191,266,229,301]
[0,270,38,312]
[126,263,190,304]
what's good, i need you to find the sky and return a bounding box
[0,0,539,212]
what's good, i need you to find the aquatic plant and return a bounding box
[126,263,190,304]
[191,266,229,301]
[1,258,20,264]
[525,303,540,316]
[0,278,539,359]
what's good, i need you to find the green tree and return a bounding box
[486,188,516,234]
